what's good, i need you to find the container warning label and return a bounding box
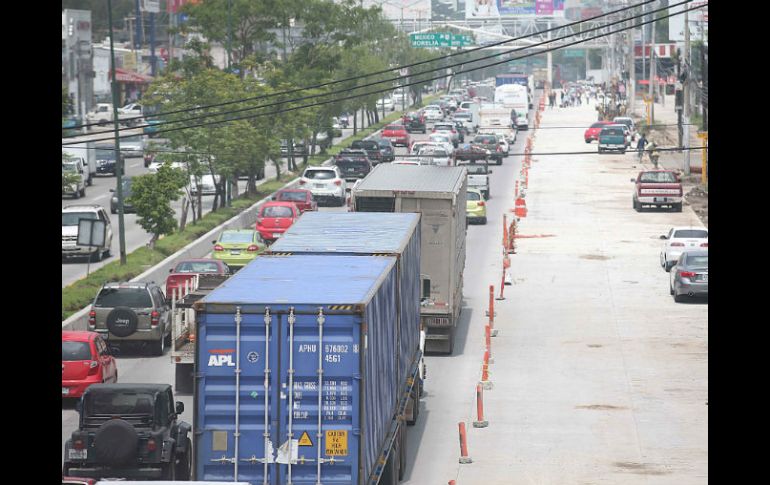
[299,431,313,447]
[325,430,348,456]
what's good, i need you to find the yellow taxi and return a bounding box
[466,187,487,224]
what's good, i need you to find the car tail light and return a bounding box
[73,439,86,450]
[147,439,157,452]
[151,311,160,326]
[88,310,96,326]
[670,242,685,247]
[299,179,306,185]
[334,180,342,186]
[477,201,485,206]
[451,129,456,134]
[497,146,502,152]
[247,244,260,252]
[214,244,224,252]
[679,271,696,278]
[87,360,100,376]
[700,242,708,247]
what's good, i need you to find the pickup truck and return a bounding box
[632,169,683,212]
[469,133,505,164]
[62,157,87,198]
[454,142,491,163]
[457,159,492,199]
[85,103,114,128]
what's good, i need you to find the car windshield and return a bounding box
[305,170,335,180]
[419,148,448,157]
[95,148,116,160]
[673,229,708,239]
[466,165,488,174]
[123,136,142,144]
[220,231,255,243]
[95,288,152,308]
[474,135,497,144]
[385,125,402,131]
[377,140,392,148]
[431,135,450,142]
[337,159,369,169]
[85,391,155,416]
[62,161,79,173]
[639,172,677,183]
[351,141,378,150]
[601,128,623,136]
[174,261,221,273]
[262,206,294,218]
[590,122,608,129]
[467,191,481,201]
[685,255,708,267]
[277,191,307,202]
[62,341,93,361]
[62,212,96,226]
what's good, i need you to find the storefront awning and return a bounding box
[110,68,154,84]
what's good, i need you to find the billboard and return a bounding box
[432,0,563,20]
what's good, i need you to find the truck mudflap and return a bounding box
[366,352,422,485]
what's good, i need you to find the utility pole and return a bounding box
[649,36,655,126]
[700,21,707,131]
[546,20,552,89]
[108,0,127,265]
[682,9,690,175]
[628,17,635,113]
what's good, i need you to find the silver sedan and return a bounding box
[669,250,708,302]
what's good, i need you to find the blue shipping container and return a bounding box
[269,212,421,395]
[496,73,528,87]
[195,255,411,485]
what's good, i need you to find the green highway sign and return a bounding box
[563,49,585,58]
[410,32,474,48]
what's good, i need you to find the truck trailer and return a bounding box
[353,164,467,354]
[194,254,421,484]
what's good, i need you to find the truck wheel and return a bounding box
[175,438,192,480]
[80,187,86,197]
[161,460,176,480]
[407,379,421,426]
[380,435,400,485]
[91,249,103,263]
[633,198,640,212]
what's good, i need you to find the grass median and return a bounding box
[62,95,439,321]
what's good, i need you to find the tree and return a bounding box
[129,165,187,249]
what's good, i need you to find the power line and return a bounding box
[63,2,706,147]
[65,0,659,132]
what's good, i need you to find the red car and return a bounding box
[165,258,231,298]
[62,331,118,400]
[256,201,300,243]
[273,188,318,213]
[382,123,411,147]
[584,121,613,143]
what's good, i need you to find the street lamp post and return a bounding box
[108,0,127,265]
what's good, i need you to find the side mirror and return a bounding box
[660,235,668,240]
[109,188,115,192]
[169,268,174,273]
[176,401,184,415]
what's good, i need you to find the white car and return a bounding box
[432,122,460,148]
[377,97,395,112]
[189,174,221,196]
[428,133,454,154]
[422,105,445,122]
[416,146,452,167]
[148,160,186,174]
[120,135,146,156]
[659,227,709,272]
[299,166,347,206]
[62,204,114,261]
[410,141,442,155]
[613,116,636,141]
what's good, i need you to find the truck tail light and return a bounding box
[299,179,306,185]
[670,242,685,247]
[477,201,485,206]
[73,439,86,450]
[151,311,160,326]
[214,244,224,252]
[88,310,96,326]
[334,180,342,186]
[247,244,260,252]
[700,243,708,247]
[147,439,157,452]
[679,271,696,278]
[88,360,100,376]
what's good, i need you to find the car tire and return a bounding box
[91,249,103,263]
[633,198,640,211]
[106,307,139,337]
[674,293,686,303]
[585,139,591,144]
[164,326,172,346]
[151,334,165,356]
[104,248,112,258]
[665,261,674,273]
[176,438,192,480]
[480,216,487,225]
[670,284,675,296]
[93,419,139,466]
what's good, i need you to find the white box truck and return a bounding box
[353,164,468,354]
[62,141,96,186]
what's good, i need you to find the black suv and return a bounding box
[63,384,191,480]
[350,140,383,165]
[403,113,427,134]
[374,138,396,163]
[89,282,171,356]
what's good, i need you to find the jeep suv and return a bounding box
[63,383,191,480]
[88,282,171,356]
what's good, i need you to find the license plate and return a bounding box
[230,250,241,255]
[62,387,70,395]
[273,233,282,238]
[68,449,87,460]
[314,183,325,188]
[654,197,668,202]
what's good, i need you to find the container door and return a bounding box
[195,307,277,484]
[276,307,362,485]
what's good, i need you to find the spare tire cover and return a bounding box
[94,419,139,466]
[107,307,138,337]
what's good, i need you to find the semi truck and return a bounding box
[168,273,231,394]
[352,164,467,354]
[495,84,530,130]
[193,254,422,484]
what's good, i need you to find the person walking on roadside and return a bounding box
[636,133,648,162]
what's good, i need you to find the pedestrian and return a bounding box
[636,133,648,162]
[559,91,563,105]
